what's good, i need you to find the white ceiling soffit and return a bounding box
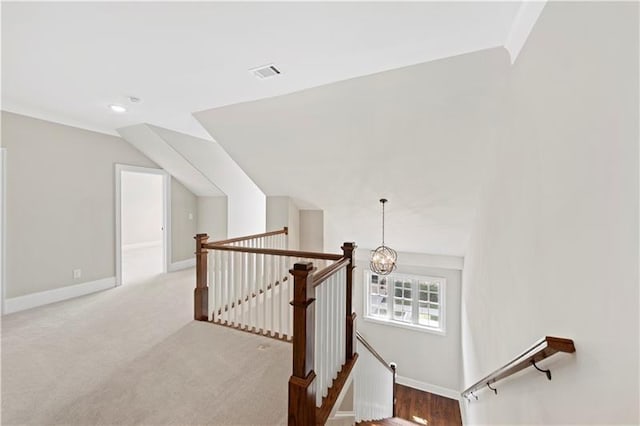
[2,1,522,139]
[505,1,548,63]
[117,124,224,197]
[144,125,266,237]
[195,48,512,256]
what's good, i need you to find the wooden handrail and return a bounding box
[312,257,350,288]
[355,331,396,417]
[461,336,576,398]
[210,227,288,245]
[356,331,394,373]
[203,244,343,261]
[288,242,357,425]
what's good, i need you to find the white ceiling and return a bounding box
[196,47,511,256]
[2,1,522,140]
[1,1,541,256]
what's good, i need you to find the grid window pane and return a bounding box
[369,273,444,332]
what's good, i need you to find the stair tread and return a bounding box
[357,417,422,426]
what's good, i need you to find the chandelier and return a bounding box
[370,198,397,275]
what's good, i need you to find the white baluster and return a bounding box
[241,251,247,329]
[263,254,269,334]
[256,253,263,333]
[248,252,255,332]
[270,254,277,336]
[214,250,221,322]
[315,283,324,407]
[280,256,287,338]
[229,251,235,326]
[340,269,346,365]
[222,250,229,324]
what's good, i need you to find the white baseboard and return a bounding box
[122,240,162,251]
[168,258,196,272]
[396,375,460,400]
[4,277,116,314]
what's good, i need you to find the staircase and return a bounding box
[193,228,399,425]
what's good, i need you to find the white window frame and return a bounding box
[363,270,446,336]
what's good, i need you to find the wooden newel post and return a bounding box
[288,262,317,426]
[194,233,209,321]
[342,242,357,361]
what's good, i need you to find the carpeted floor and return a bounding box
[1,268,290,425]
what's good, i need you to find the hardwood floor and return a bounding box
[357,418,418,426]
[395,384,462,426]
[358,384,462,426]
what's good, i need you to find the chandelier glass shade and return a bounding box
[370,198,397,275]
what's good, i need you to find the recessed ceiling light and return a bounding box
[109,104,127,113]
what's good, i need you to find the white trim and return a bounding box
[329,368,355,419]
[362,316,446,337]
[4,277,116,314]
[356,250,463,270]
[2,102,120,137]
[395,375,460,401]
[115,164,171,286]
[168,258,196,272]
[364,270,446,336]
[0,149,6,315]
[504,0,547,64]
[459,396,468,425]
[122,240,163,251]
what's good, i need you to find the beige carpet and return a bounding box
[1,269,290,425]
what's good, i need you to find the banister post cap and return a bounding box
[290,262,314,276]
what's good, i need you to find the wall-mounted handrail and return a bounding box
[355,331,394,374]
[209,227,288,246]
[355,331,396,421]
[461,336,575,399]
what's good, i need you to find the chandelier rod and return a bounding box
[380,198,387,246]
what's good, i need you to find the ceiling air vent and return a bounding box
[250,64,282,80]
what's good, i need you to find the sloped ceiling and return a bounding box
[195,48,511,256]
[1,1,544,256]
[2,1,522,139]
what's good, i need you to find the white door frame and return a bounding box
[1,149,6,314]
[115,164,171,286]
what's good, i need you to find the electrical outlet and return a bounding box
[188,212,193,220]
[73,269,81,279]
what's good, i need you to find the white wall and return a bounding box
[1,112,158,298]
[461,2,639,424]
[197,196,227,242]
[121,171,163,247]
[354,250,463,396]
[149,125,266,238]
[300,209,324,252]
[266,196,300,250]
[1,112,201,300]
[171,178,197,263]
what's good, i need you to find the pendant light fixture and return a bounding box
[370,198,397,275]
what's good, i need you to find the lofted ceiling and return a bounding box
[2,1,544,256]
[2,1,525,139]
[195,47,512,256]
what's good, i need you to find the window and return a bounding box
[365,271,445,334]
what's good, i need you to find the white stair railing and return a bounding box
[355,332,395,422]
[195,233,357,425]
[201,227,334,340]
[314,266,347,407]
[209,250,328,339]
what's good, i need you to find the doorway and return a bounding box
[1,149,5,313]
[115,165,170,286]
